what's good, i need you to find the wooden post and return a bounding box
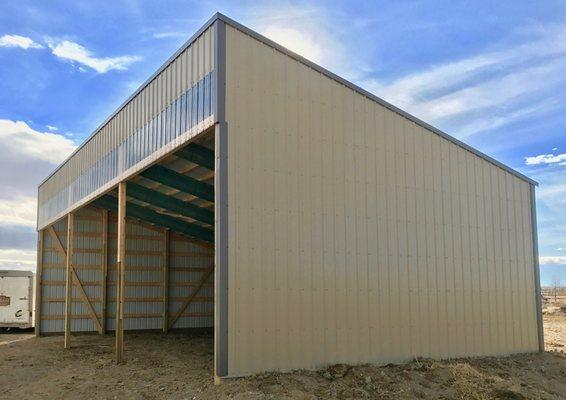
[34,229,44,337]
[101,209,108,334]
[64,213,74,349]
[116,183,126,364]
[163,229,170,333]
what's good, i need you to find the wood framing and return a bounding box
[101,209,109,334]
[47,224,103,336]
[64,213,73,349]
[116,182,126,364]
[168,264,214,329]
[163,228,170,333]
[34,229,44,337]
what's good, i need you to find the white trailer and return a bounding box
[0,270,34,329]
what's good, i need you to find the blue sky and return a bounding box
[0,1,564,285]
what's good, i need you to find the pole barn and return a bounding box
[36,13,543,379]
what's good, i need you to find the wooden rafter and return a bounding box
[47,225,103,334]
[168,264,214,329]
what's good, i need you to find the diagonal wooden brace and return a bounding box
[47,226,103,334]
[168,264,214,329]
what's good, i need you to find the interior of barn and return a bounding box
[38,128,216,348]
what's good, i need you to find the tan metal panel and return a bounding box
[225,25,539,376]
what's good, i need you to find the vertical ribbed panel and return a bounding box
[224,25,538,376]
[38,25,216,229]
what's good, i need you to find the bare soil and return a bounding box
[1,317,565,399]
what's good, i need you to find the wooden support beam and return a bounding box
[64,213,73,349]
[163,229,170,333]
[34,230,44,337]
[101,209,108,334]
[116,182,126,364]
[168,265,214,329]
[47,225,103,336]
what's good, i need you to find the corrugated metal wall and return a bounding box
[40,206,214,333]
[224,25,539,376]
[38,25,216,229]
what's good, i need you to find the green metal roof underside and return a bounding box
[93,139,215,245]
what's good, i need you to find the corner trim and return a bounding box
[214,18,229,378]
[530,185,544,352]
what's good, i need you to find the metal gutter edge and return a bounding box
[38,12,224,188]
[214,13,537,187]
[530,186,545,352]
[213,19,229,378]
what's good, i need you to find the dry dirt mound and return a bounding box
[235,355,565,400]
[0,327,565,399]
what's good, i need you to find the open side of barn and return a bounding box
[35,13,543,379]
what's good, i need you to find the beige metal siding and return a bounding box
[224,25,539,376]
[38,25,215,229]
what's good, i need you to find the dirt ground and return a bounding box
[1,308,565,399]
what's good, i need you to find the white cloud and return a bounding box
[525,153,566,165]
[0,196,37,227]
[0,34,43,49]
[48,40,141,73]
[0,119,76,164]
[46,125,58,131]
[540,256,566,265]
[0,249,36,271]
[0,120,77,269]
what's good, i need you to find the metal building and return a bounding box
[36,13,543,378]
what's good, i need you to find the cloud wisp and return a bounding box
[361,25,566,138]
[540,256,566,265]
[0,33,141,74]
[153,32,185,39]
[525,152,566,166]
[0,34,43,49]
[48,40,141,73]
